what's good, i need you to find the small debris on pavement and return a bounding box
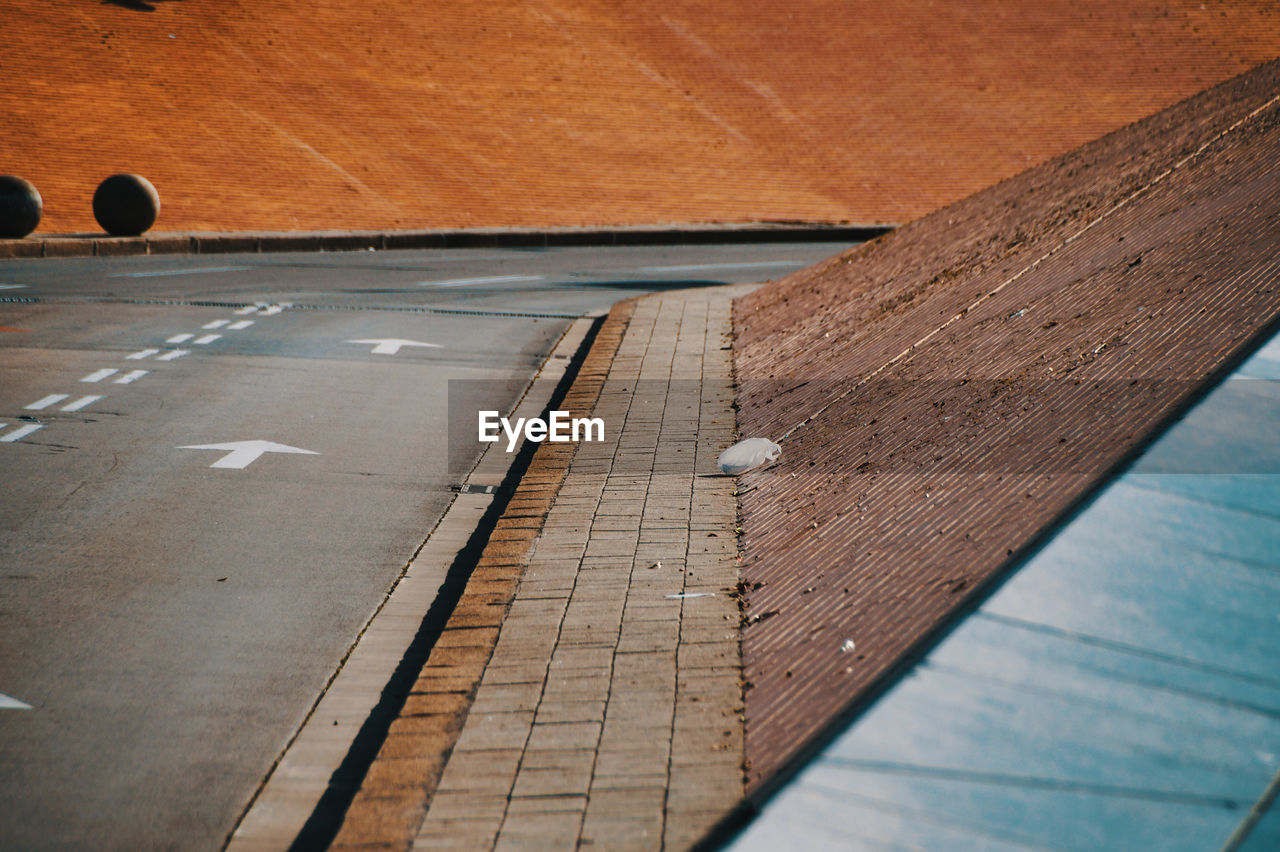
[718,437,781,474]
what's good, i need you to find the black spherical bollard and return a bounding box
[0,175,43,239]
[93,173,160,236]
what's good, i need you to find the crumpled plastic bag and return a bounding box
[717,437,781,474]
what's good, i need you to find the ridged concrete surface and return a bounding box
[731,59,1280,791]
[3,1,1278,234]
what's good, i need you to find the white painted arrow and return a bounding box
[179,440,319,469]
[1,693,32,710]
[347,338,443,355]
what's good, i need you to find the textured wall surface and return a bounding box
[732,60,1280,790]
[2,1,1278,233]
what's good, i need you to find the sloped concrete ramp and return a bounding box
[732,58,1280,791]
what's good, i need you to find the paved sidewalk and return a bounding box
[333,285,753,850]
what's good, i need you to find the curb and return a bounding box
[0,223,892,260]
[224,310,618,851]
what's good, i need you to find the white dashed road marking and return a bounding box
[167,333,194,344]
[81,368,119,383]
[26,394,69,411]
[127,349,161,360]
[194,334,221,345]
[1,424,44,442]
[114,370,149,385]
[157,349,189,361]
[62,395,104,413]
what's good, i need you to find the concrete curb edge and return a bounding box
[0,223,892,260]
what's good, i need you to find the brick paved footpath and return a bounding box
[332,285,755,850]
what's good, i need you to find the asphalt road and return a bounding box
[0,241,844,850]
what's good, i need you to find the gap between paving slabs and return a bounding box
[225,314,602,851]
[329,285,754,851]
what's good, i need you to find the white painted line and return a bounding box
[235,305,259,315]
[157,349,189,361]
[228,320,255,330]
[110,266,251,279]
[26,394,69,410]
[640,260,806,273]
[0,693,32,710]
[347,338,443,355]
[114,369,149,385]
[417,274,544,288]
[0,284,28,291]
[179,440,319,469]
[167,333,195,344]
[127,348,161,360]
[259,303,291,316]
[81,368,119,383]
[62,395,104,412]
[203,319,231,330]
[194,334,222,345]
[1,424,44,442]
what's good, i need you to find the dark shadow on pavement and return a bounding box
[102,0,184,11]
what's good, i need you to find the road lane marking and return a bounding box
[1,424,44,442]
[203,319,231,330]
[157,349,189,361]
[110,266,251,278]
[26,394,69,410]
[194,334,222,345]
[0,284,28,291]
[228,320,255,330]
[179,440,319,469]
[127,348,161,360]
[0,693,32,709]
[347,338,443,355]
[62,395,104,412]
[81,368,119,383]
[639,260,806,273]
[417,274,544,288]
[167,333,195,344]
[114,369,149,385]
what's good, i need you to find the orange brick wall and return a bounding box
[2,0,1277,233]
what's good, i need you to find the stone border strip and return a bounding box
[321,298,634,850]
[0,223,890,261]
[224,314,603,851]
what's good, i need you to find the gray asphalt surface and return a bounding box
[0,242,843,850]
